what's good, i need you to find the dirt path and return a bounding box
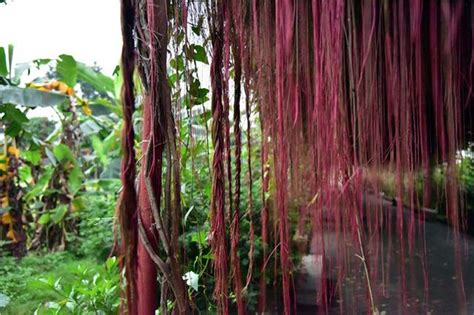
[295,196,474,314]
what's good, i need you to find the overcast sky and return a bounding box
[0,0,122,75]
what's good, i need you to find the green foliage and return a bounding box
[0,46,8,76]
[57,55,78,87]
[53,144,75,162]
[191,44,208,64]
[31,257,120,315]
[23,150,42,165]
[57,54,115,96]
[76,62,115,95]
[70,181,119,259]
[0,45,69,108]
[0,85,67,107]
[0,253,119,315]
[0,50,123,251]
[0,252,82,314]
[22,117,56,143]
[0,103,28,136]
[0,49,122,312]
[25,165,54,201]
[460,147,474,214]
[376,145,474,222]
[0,44,13,82]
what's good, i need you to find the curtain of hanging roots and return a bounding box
[119,0,474,313]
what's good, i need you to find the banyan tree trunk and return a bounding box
[119,0,191,314]
[136,97,158,314]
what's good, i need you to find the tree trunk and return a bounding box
[136,96,158,315]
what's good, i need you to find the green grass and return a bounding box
[0,252,103,315]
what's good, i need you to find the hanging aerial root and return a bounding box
[119,0,473,313]
[118,0,138,312]
[230,1,245,311]
[209,0,229,313]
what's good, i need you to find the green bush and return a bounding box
[71,191,117,259]
[459,153,474,213]
[0,252,108,314]
[31,257,120,315]
[0,252,72,311]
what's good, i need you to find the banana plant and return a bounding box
[0,47,122,252]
